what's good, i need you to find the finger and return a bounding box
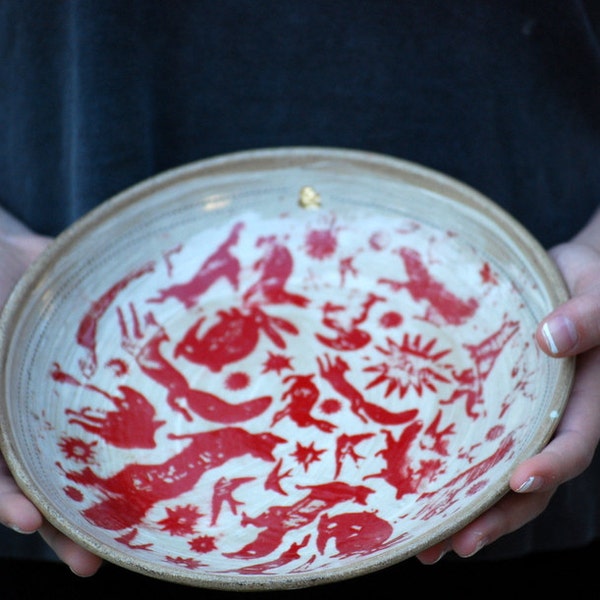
[0,460,43,533]
[416,486,555,561]
[0,491,43,533]
[448,488,555,557]
[38,522,103,577]
[415,540,451,564]
[1,458,102,575]
[416,478,556,560]
[537,242,600,357]
[537,294,600,356]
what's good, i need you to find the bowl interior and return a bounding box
[0,148,574,590]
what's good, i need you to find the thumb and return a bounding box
[536,240,600,357]
[536,285,600,358]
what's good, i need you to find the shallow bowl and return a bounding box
[0,147,574,590]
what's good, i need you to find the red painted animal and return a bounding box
[51,362,165,449]
[62,426,285,530]
[148,222,244,307]
[379,247,479,325]
[174,306,298,372]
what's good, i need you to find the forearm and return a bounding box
[569,205,600,248]
[0,205,51,306]
[0,204,35,236]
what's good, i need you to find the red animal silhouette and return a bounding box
[224,481,374,560]
[271,374,336,433]
[379,247,479,325]
[440,317,520,419]
[118,304,272,422]
[148,222,244,307]
[173,306,298,372]
[210,476,255,526]
[242,235,310,308]
[334,432,375,478]
[316,511,393,556]
[76,261,155,377]
[232,535,311,574]
[61,426,285,530]
[419,409,456,456]
[114,528,152,550]
[318,354,419,425]
[364,421,425,499]
[264,459,293,495]
[315,293,385,351]
[51,362,165,449]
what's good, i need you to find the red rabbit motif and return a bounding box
[242,234,310,308]
[173,305,299,372]
[316,511,393,557]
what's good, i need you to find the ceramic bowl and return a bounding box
[0,147,574,590]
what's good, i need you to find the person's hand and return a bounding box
[0,208,103,576]
[417,209,600,564]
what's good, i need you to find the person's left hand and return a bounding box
[417,214,600,563]
[0,209,103,576]
[0,455,103,575]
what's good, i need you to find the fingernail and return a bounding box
[541,316,578,355]
[515,476,542,493]
[463,537,487,558]
[431,548,448,564]
[10,524,33,534]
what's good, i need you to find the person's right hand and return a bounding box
[416,206,600,564]
[0,208,103,576]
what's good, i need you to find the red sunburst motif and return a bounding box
[158,504,203,536]
[291,441,326,472]
[58,436,97,464]
[261,351,293,375]
[364,333,453,399]
[188,534,217,554]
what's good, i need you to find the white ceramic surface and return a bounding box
[0,148,574,590]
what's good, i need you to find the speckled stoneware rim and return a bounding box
[0,147,575,591]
